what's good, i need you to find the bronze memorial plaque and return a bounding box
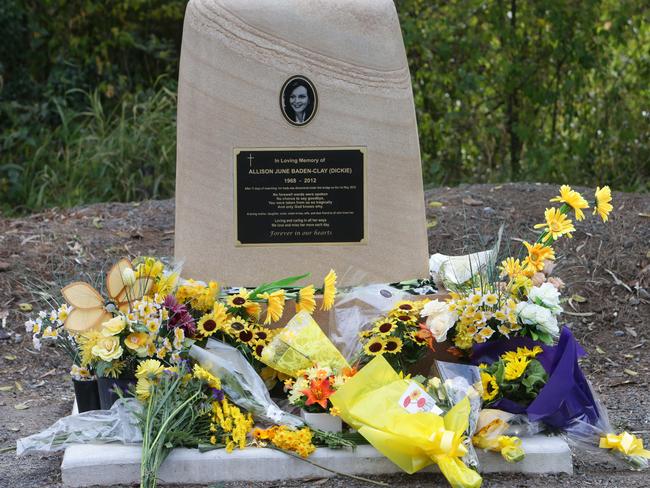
[235,148,366,245]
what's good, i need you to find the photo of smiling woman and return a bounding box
[280,76,318,126]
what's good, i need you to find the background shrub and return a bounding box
[1,0,648,214]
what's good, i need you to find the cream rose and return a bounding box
[420,299,458,343]
[515,302,559,337]
[101,316,127,336]
[91,336,123,362]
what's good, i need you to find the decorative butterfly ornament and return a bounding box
[62,259,153,332]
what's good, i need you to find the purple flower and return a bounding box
[163,295,196,336]
[211,388,225,402]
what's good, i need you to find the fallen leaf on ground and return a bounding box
[40,368,56,378]
[596,346,605,354]
[18,303,32,312]
[14,381,23,392]
[0,385,13,392]
[462,197,483,206]
[427,218,438,228]
[571,294,587,303]
[624,369,638,376]
[3,354,17,360]
[14,402,30,410]
[428,201,443,208]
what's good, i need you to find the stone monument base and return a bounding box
[61,436,572,487]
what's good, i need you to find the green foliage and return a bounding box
[396,0,649,190]
[1,85,177,214]
[0,0,648,214]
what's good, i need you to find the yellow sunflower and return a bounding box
[504,356,530,381]
[593,186,613,222]
[197,313,220,337]
[550,185,589,221]
[534,208,575,240]
[321,270,337,311]
[234,324,256,344]
[251,340,266,360]
[260,290,285,324]
[392,300,417,314]
[295,285,316,314]
[227,289,251,308]
[363,337,386,356]
[372,318,398,336]
[480,371,499,401]
[224,316,249,335]
[522,241,555,272]
[383,337,403,354]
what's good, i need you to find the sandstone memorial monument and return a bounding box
[174,0,430,285]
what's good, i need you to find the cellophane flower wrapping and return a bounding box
[472,326,648,470]
[330,284,413,362]
[260,311,349,377]
[434,361,483,470]
[190,339,303,428]
[16,398,142,455]
[330,355,482,488]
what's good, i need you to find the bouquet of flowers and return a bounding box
[478,346,548,409]
[424,185,613,354]
[284,364,356,414]
[358,299,431,372]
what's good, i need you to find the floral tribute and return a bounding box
[421,185,614,353]
[17,184,650,488]
[284,364,356,413]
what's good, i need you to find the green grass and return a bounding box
[0,84,177,215]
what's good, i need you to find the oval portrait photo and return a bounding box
[280,75,318,126]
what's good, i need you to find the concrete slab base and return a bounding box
[61,436,572,487]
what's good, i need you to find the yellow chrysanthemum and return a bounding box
[510,275,533,296]
[136,359,164,380]
[522,242,555,272]
[193,364,221,389]
[295,285,317,314]
[363,337,386,356]
[260,290,285,324]
[481,371,499,401]
[504,356,530,381]
[534,208,575,240]
[593,186,613,222]
[383,337,403,354]
[321,269,337,311]
[154,272,179,297]
[550,185,589,221]
[135,377,154,401]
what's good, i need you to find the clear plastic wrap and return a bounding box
[16,398,142,455]
[562,380,649,470]
[433,361,482,470]
[330,284,411,362]
[190,339,303,428]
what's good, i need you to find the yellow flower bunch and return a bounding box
[192,364,222,389]
[175,279,220,312]
[210,397,254,452]
[252,425,316,458]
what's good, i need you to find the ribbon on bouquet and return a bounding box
[330,356,482,488]
[599,432,650,459]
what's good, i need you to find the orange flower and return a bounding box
[415,322,435,351]
[302,377,335,409]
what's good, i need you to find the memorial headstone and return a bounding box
[175,0,429,285]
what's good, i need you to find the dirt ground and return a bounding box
[0,183,648,487]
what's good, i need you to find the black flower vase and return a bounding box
[72,378,101,413]
[97,377,136,410]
